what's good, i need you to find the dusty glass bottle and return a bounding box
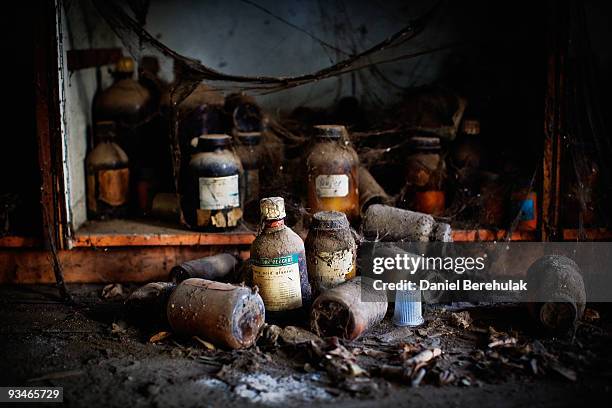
[404,136,446,216]
[306,125,359,222]
[305,211,356,297]
[86,121,130,219]
[188,134,243,230]
[233,131,263,209]
[250,197,312,323]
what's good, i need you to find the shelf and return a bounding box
[451,229,536,242]
[73,219,256,247]
[0,236,40,248]
[562,228,612,241]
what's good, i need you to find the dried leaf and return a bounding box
[450,311,472,329]
[149,331,171,343]
[193,336,216,350]
[583,308,600,322]
[102,283,124,299]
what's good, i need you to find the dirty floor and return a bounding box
[1,284,611,407]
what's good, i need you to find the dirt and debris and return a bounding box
[1,285,612,407]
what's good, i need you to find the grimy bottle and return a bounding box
[86,121,130,219]
[250,197,312,323]
[306,125,359,222]
[188,134,243,230]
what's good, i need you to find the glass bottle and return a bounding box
[306,125,359,222]
[250,197,312,323]
[188,134,242,230]
[403,136,446,216]
[86,121,130,219]
[305,211,356,297]
[233,131,263,210]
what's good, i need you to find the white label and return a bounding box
[199,175,240,210]
[315,174,349,197]
[252,254,302,311]
[314,249,355,289]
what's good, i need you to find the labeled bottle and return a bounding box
[233,131,263,210]
[403,136,446,216]
[250,197,312,323]
[306,125,359,222]
[188,134,243,230]
[86,121,130,219]
[305,211,356,296]
[93,56,152,157]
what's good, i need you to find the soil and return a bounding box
[1,284,611,408]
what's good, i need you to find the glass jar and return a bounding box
[188,134,242,230]
[404,136,446,216]
[305,211,356,297]
[250,197,312,324]
[306,125,359,222]
[86,121,130,219]
[233,131,264,210]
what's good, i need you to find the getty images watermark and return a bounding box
[358,241,612,303]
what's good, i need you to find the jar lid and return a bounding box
[260,197,286,220]
[196,134,232,150]
[462,119,481,135]
[410,136,441,150]
[311,211,349,230]
[236,131,262,146]
[313,125,347,139]
[115,57,135,73]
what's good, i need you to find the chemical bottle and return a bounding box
[233,131,264,210]
[86,121,130,219]
[306,125,359,222]
[187,134,243,230]
[250,197,312,323]
[305,211,356,296]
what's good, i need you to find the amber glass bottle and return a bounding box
[188,135,242,230]
[306,125,359,222]
[404,136,446,216]
[86,122,130,219]
[250,197,312,324]
[305,211,356,297]
[234,131,263,208]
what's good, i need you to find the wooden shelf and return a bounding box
[0,236,40,248]
[562,228,612,241]
[451,229,536,242]
[72,219,256,247]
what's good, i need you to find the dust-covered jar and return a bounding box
[403,136,446,216]
[188,134,242,230]
[306,125,359,222]
[305,211,356,297]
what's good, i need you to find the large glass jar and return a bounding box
[403,136,446,216]
[86,121,130,219]
[306,125,359,222]
[187,134,242,230]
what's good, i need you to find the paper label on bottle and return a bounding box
[199,175,240,210]
[314,249,355,289]
[315,174,349,197]
[252,254,302,311]
[98,168,129,206]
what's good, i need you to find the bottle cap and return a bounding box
[236,131,262,146]
[115,57,135,74]
[313,125,347,139]
[462,119,481,135]
[410,136,441,151]
[196,134,232,150]
[260,197,286,220]
[393,289,424,327]
[311,211,349,230]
